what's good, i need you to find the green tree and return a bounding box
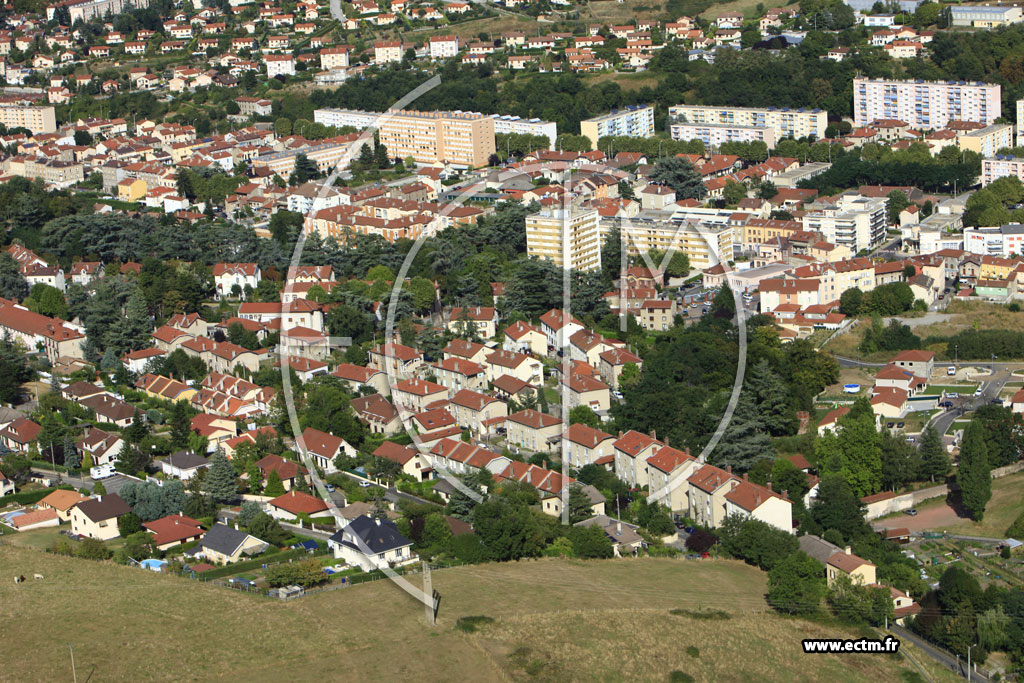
[472,497,544,561]
[816,411,882,497]
[917,423,948,482]
[169,400,191,449]
[839,287,864,316]
[0,253,29,301]
[768,551,826,615]
[568,405,600,429]
[710,391,774,472]
[747,359,795,436]
[957,420,991,521]
[569,525,613,558]
[203,450,239,504]
[118,510,143,537]
[809,474,871,542]
[648,157,707,200]
[263,469,286,497]
[120,288,152,352]
[885,190,911,225]
[567,484,595,524]
[718,516,798,571]
[722,179,747,206]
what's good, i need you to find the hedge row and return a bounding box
[0,488,56,507]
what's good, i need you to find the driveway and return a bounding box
[872,503,962,532]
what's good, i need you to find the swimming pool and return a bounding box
[0,510,26,525]
[140,559,167,572]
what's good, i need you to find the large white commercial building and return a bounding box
[801,196,886,255]
[668,104,827,141]
[853,78,1001,129]
[579,106,655,150]
[313,108,378,130]
[963,224,1024,257]
[526,207,602,271]
[949,4,1023,27]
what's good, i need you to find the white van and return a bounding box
[90,464,115,480]
[947,366,956,376]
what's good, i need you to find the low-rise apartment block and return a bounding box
[668,104,827,141]
[579,105,655,150]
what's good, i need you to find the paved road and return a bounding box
[928,366,1012,438]
[29,467,93,491]
[889,625,988,682]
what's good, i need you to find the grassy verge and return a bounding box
[0,549,936,681]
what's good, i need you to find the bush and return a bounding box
[686,646,700,658]
[455,615,494,633]
[75,537,112,560]
[1006,510,1024,538]
[684,529,718,553]
[668,672,694,683]
[668,608,731,620]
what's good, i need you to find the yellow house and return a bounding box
[686,463,739,529]
[69,494,132,541]
[194,523,269,564]
[37,488,89,522]
[117,178,146,202]
[826,549,877,586]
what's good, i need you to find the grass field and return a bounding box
[914,301,1024,339]
[0,547,946,681]
[935,473,1024,539]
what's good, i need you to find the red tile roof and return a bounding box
[269,490,328,515]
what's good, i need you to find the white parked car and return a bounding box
[947,366,956,376]
[90,464,115,480]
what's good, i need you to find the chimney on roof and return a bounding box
[725,465,732,474]
[650,429,656,441]
[844,545,851,555]
[618,431,623,438]
[766,482,772,492]
[743,472,748,481]
[781,490,789,501]
[97,495,102,502]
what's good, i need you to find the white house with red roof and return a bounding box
[539,308,584,349]
[448,306,499,339]
[613,429,661,488]
[506,409,563,453]
[560,423,615,468]
[449,389,507,437]
[267,490,329,520]
[431,357,487,393]
[331,363,389,395]
[391,378,449,414]
[212,262,261,299]
[372,441,428,480]
[368,342,423,379]
[646,445,698,512]
[503,320,547,356]
[298,427,356,473]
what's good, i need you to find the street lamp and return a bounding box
[967,643,975,681]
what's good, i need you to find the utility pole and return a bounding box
[69,643,77,683]
[967,643,974,681]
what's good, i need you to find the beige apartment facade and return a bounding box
[378,110,495,168]
[526,207,602,271]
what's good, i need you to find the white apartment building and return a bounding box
[950,4,1023,27]
[853,78,1001,129]
[801,196,886,254]
[982,155,1024,186]
[668,104,827,141]
[313,108,379,129]
[963,224,1024,257]
[490,114,558,149]
[428,35,459,59]
[579,105,655,150]
[526,207,602,271]
[669,122,777,148]
[264,54,295,78]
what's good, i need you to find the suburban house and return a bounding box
[687,464,739,530]
[256,454,308,491]
[574,514,645,556]
[562,373,611,412]
[298,427,356,473]
[448,388,507,437]
[723,475,794,534]
[799,534,879,586]
[328,515,416,571]
[159,451,211,480]
[410,408,462,448]
[212,262,261,298]
[891,349,935,378]
[613,430,661,488]
[431,357,487,393]
[646,446,698,513]
[443,338,489,365]
[69,494,132,541]
[267,490,329,520]
[332,363,390,395]
[391,378,449,414]
[37,488,88,522]
[560,423,615,468]
[78,427,124,467]
[191,523,269,564]
[0,417,42,453]
[372,441,428,481]
[79,394,136,427]
[598,347,643,389]
[503,320,547,356]
[351,394,402,435]
[368,342,423,379]
[485,349,543,387]
[10,508,60,531]
[447,306,499,339]
[506,409,563,453]
[143,514,205,551]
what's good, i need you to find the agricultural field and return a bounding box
[0,546,946,682]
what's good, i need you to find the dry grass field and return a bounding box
[0,545,951,682]
[913,300,1024,339]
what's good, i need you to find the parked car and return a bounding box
[886,422,895,429]
[904,509,918,516]
[991,398,1003,405]
[947,392,959,399]
[947,366,956,375]
[896,422,905,429]
[939,400,953,408]
[975,387,984,397]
